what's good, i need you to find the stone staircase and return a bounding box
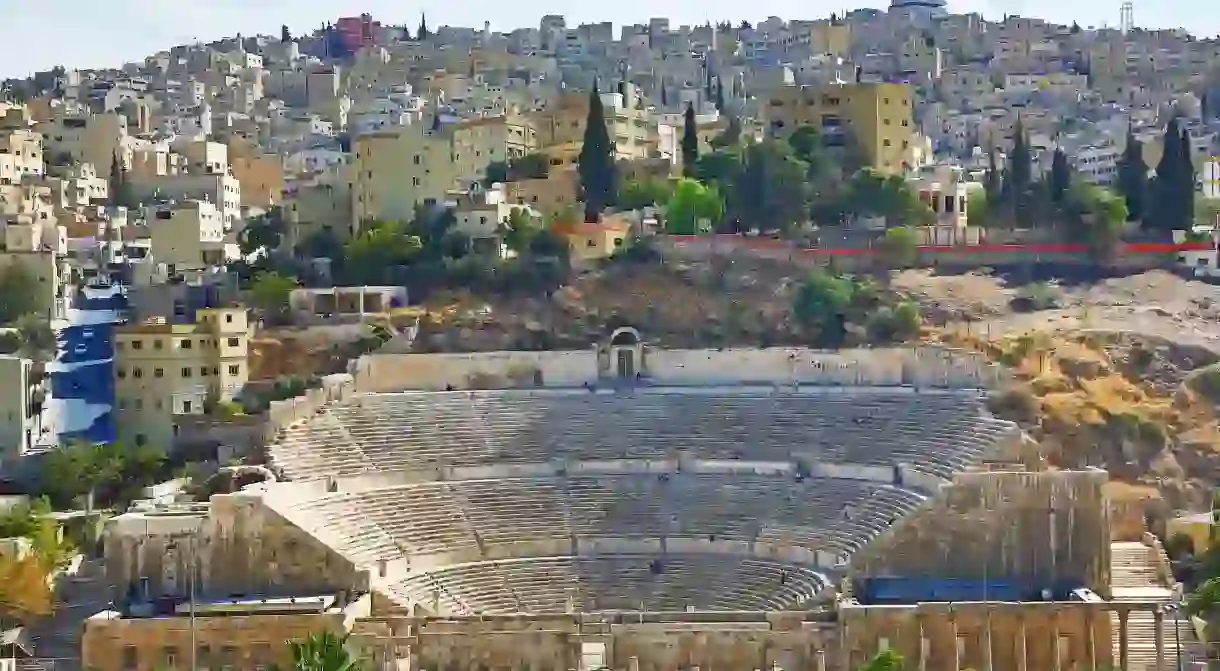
[1110,541,1194,671]
[22,557,116,671]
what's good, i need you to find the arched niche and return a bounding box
[599,327,645,380]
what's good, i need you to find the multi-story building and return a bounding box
[35,111,128,177]
[0,354,45,463]
[765,81,915,173]
[351,122,458,224]
[112,307,252,449]
[147,200,226,269]
[0,108,45,184]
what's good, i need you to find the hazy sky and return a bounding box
[1,0,1217,78]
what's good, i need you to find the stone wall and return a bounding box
[849,470,1112,596]
[355,346,1008,393]
[82,609,351,671]
[841,601,1114,671]
[104,492,368,600]
[348,601,1164,671]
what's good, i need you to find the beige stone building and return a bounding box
[147,200,226,269]
[35,111,128,177]
[766,81,916,174]
[0,107,45,184]
[112,307,252,448]
[535,84,658,162]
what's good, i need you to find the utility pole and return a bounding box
[189,532,198,671]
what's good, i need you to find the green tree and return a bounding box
[879,225,920,269]
[1008,118,1033,225]
[967,189,989,228]
[240,207,286,256]
[1049,148,1071,207]
[1064,182,1128,261]
[0,264,39,324]
[793,270,856,346]
[343,221,423,285]
[859,649,905,671]
[510,153,550,180]
[984,151,1002,205]
[16,313,55,358]
[681,103,700,176]
[249,271,298,325]
[735,139,810,233]
[1117,128,1148,221]
[842,170,934,226]
[1180,126,1196,227]
[578,82,617,222]
[710,116,742,148]
[618,178,671,210]
[109,150,135,209]
[272,631,366,671]
[714,79,726,112]
[41,441,125,512]
[665,178,723,235]
[1153,117,1189,231]
[483,160,509,185]
[500,207,546,254]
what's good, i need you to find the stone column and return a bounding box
[1050,609,1062,671]
[950,611,961,671]
[918,615,928,671]
[1016,615,1028,671]
[1119,609,1130,671]
[1086,607,1097,671]
[1154,609,1166,671]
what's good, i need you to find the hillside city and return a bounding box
[3,1,1220,670]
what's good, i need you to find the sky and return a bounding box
[1,0,1218,79]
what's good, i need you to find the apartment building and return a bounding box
[351,122,459,224]
[113,307,252,449]
[0,355,45,462]
[451,115,539,184]
[147,200,226,269]
[284,166,355,249]
[35,112,128,176]
[765,81,915,173]
[0,123,45,185]
[535,84,657,161]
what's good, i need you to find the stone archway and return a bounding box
[599,327,645,380]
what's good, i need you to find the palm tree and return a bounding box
[273,631,367,671]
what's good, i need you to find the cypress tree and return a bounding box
[1117,128,1147,221]
[715,79,726,112]
[985,151,1002,204]
[417,13,429,41]
[660,86,668,108]
[109,150,131,208]
[1180,127,1196,227]
[1008,117,1032,198]
[1154,117,1184,230]
[578,82,617,222]
[681,103,700,176]
[1049,148,1071,206]
[280,25,292,43]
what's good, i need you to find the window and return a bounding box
[201,367,209,377]
[228,364,241,375]
[123,646,138,670]
[133,368,143,379]
[154,368,164,378]
[135,434,147,447]
[181,339,192,350]
[227,337,240,347]
[183,400,193,413]
[225,314,233,323]
[154,339,163,350]
[164,646,179,668]
[182,368,192,378]
[131,340,143,350]
[117,368,127,379]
